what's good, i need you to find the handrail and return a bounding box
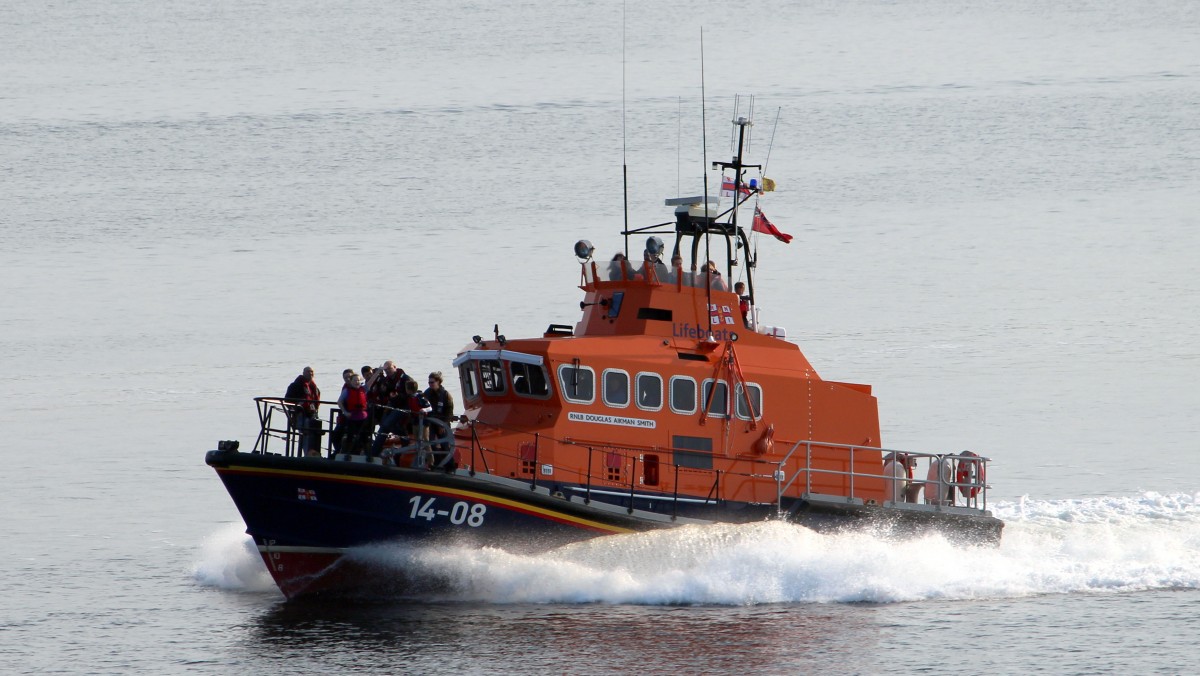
[255,396,717,496]
[464,421,729,512]
[248,397,990,519]
[470,423,491,475]
[379,416,456,468]
[254,396,341,457]
[253,397,457,464]
[459,417,994,516]
[773,438,991,514]
[530,433,540,491]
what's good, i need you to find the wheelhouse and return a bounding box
[453,349,551,404]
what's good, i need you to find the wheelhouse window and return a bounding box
[607,291,624,318]
[479,359,506,395]
[459,363,480,400]
[510,361,550,398]
[558,364,595,404]
[669,376,696,414]
[603,369,630,408]
[635,372,662,411]
[702,379,729,418]
[734,383,763,420]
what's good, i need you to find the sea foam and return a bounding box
[191,522,278,593]
[193,491,1200,604]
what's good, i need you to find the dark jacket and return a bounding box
[384,372,415,409]
[424,387,455,423]
[285,376,321,415]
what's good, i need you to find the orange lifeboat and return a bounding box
[206,111,1003,601]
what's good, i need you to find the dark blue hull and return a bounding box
[208,451,651,548]
[206,449,1002,598]
[206,449,677,596]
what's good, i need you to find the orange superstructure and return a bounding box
[453,253,887,512]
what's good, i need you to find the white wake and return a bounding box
[193,491,1200,604]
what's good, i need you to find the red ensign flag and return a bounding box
[752,206,793,244]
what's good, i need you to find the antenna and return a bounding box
[730,94,739,155]
[762,107,781,180]
[700,27,712,330]
[621,0,629,260]
[677,96,682,197]
[746,95,755,153]
[747,107,780,259]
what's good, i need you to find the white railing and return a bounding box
[774,439,990,514]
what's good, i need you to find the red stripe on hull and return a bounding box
[258,550,345,599]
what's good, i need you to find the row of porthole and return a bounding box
[556,364,763,420]
[458,359,764,421]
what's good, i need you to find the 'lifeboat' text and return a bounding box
[673,322,737,342]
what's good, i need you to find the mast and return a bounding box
[621,2,630,260]
[700,29,712,331]
[712,116,761,302]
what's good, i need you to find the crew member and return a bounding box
[425,371,457,471]
[284,366,322,457]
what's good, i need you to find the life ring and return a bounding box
[955,451,985,498]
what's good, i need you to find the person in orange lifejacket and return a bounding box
[284,366,322,457]
[330,368,355,456]
[370,362,419,457]
[735,281,751,326]
[386,367,416,412]
[402,379,432,439]
[339,373,370,455]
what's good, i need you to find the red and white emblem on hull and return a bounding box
[297,488,318,501]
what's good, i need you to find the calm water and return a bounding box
[2,0,1199,673]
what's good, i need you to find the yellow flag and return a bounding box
[761,177,776,192]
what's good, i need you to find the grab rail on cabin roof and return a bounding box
[588,256,731,288]
[773,439,991,514]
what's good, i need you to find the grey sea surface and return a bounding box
[2,0,1198,673]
